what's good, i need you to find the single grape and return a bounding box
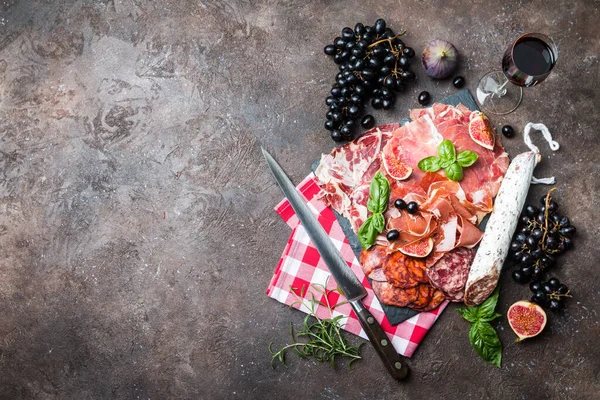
[548,299,563,311]
[418,91,431,106]
[548,278,561,290]
[374,18,386,34]
[452,75,466,88]
[501,125,515,138]
[382,98,393,110]
[531,228,543,240]
[340,124,352,138]
[516,233,527,243]
[512,270,526,283]
[361,115,375,129]
[406,201,419,214]
[529,280,543,293]
[331,130,343,142]
[401,70,416,81]
[371,97,383,109]
[542,283,553,294]
[532,291,548,305]
[394,199,407,209]
[325,120,335,131]
[557,284,569,295]
[386,229,400,241]
[403,47,415,58]
[520,265,533,278]
[398,56,410,69]
[510,241,521,252]
[561,226,576,236]
[525,204,538,217]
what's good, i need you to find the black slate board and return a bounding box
[313,89,479,326]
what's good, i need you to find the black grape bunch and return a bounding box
[323,19,416,142]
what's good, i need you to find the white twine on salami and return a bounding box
[523,122,560,185]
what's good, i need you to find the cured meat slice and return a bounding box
[371,281,420,308]
[410,284,445,312]
[371,281,444,311]
[381,252,428,288]
[427,247,476,302]
[315,124,399,231]
[359,245,390,281]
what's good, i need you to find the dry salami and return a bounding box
[464,152,538,306]
[427,247,475,302]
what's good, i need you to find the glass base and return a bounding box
[476,70,523,115]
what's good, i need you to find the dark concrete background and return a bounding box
[0,0,598,398]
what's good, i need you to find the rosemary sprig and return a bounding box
[269,280,363,369]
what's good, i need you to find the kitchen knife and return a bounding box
[262,147,409,381]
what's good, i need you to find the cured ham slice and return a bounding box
[315,124,398,231]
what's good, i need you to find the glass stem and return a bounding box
[493,78,510,98]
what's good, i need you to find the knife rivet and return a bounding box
[395,362,403,370]
[367,317,375,324]
[381,339,388,346]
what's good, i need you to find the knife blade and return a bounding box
[262,147,409,381]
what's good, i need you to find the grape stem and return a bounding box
[540,187,557,252]
[367,31,407,49]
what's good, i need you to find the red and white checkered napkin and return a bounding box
[266,173,448,357]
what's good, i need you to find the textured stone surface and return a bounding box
[0,1,598,398]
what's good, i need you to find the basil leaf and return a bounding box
[479,312,502,323]
[457,150,479,167]
[367,198,378,214]
[444,163,463,181]
[457,307,479,323]
[417,156,441,172]
[357,216,377,249]
[440,158,454,169]
[476,286,500,319]
[468,321,502,368]
[438,139,456,163]
[372,172,390,213]
[371,213,385,232]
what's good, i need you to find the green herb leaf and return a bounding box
[479,312,502,323]
[358,172,390,249]
[417,156,442,172]
[438,139,456,163]
[468,321,502,368]
[371,213,385,232]
[457,150,479,167]
[457,286,503,368]
[476,287,500,319]
[457,306,479,323]
[444,163,464,181]
[367,198,378,213]
[358,216,377,249]
[370,172,390,213]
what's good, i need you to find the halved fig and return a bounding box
[397,237,434,258]
[507,300,547,342]
[382,151,413,181]
[468,111,495,150]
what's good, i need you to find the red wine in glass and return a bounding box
[476,33,558,114]
[503,33,558,87]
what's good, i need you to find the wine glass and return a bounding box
[476,33,558,115]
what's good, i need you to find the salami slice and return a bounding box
[371,281,420,308]
[381,251,428,289]
[427,247,475,302]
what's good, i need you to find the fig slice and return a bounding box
[398,237,434,258]
[382,152,413,181]
[468,111,495,150]
[507,300,547,342]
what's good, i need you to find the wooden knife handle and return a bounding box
[350,300,409,381]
